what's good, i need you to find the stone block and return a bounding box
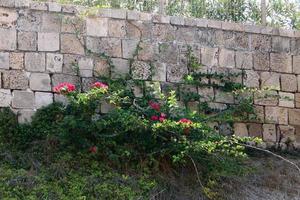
[278,125,296,143]
[152,62,166,82]
[233,123,248,137]
[201,47,218,67]
[253,105,265,122]
[289,109,300,125]
[279,92,294,108]
[219,49,235,68]
[208,102,227,111]
[38,32,59,51]
[291,39,300,55]
[9,52,24,69]
[86,17,108,37]
[12,90,34,109]
[25,52,45,72]
[236,51,252,69]
[248,123,263,138]
[81,78,96,92]
[0,7,17,29]
[0,89,12,107]
[108,19,126,38]
[272,36,290,53]
[215,90,234,104]
[281,74,297,92]
[253,52,269,71]
[0,0,15,7]
[16,10,42,32]
[61,15,85,33]
[126,21,152,39]
[196,28,217,47]
[111,58,129,78]
[198,87,214,102]
[52,74,81,88]
[18,110,35,124]
[170,16,184,25]
[61,34,84,55]
[41,13,61,32]
[263,124,277,142]
[260,72,280,89]
[251,34,271,52]
[30,2,47,10]
[153,14,170,24]
[86,37,121,57]
[152,24,176,42]
[176,27,197,43]
[122,39,139,59]
[265,106,288,124]
[167,64,188,83]
[54,94,68,105]
[127,10,140,20]
[46,53,63,73]
[94,58,110,77]
[158,42,178,64]
[296,93,300,108]
[63,54,80,75]
[30,73,51,91]
[35,92,53,109]
[18,31,37,51]
[48,2,62,12]
[0,28,16,50]
[78,57,94,77]
[243,70,259,88]
[101,101,115,114]
[2,70,28,89]
[138,40,157,61]
[270,53,292,73]
[254,90,278,106]
[98,8,126,19]
[0,52,9,69]
[293,55,300,74]
[131,61,151,80]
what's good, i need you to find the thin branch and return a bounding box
[150,188,167,200]
[187,155,204,190]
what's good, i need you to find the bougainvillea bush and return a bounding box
[0,78,260,199]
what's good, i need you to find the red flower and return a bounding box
[159,117,166,122]
[53,82,76,94]
[92,82,108,89]
[151,115,159,121]
[149,101,160,111]
[89,146,97,153]
[179,118,193,124]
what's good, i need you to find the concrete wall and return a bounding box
[0,0,300,149]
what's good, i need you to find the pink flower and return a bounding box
[53,83,76,94]
[92,82,108,89]
[179,118,193,124]
[89,146,97,153]
[160,113,167,118]
[149,101,160,111]
[151,116,159,121]
[159,117,166,122]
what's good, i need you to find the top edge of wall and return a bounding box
[1,0,299,38]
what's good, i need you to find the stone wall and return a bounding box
[0,0,300,148]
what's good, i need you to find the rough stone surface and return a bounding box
[0,89,12,107]
[201,47,218,67]
[94,58,110,77]
[131,61,151,80]
[152,62,166,82]
[46,53,63,73]
[18,31,37,51]
[0,28,16,50]
[35,92,53,109]
[78,57,93,77]
[0,7,17,29]
[281,74,297,92]
[108,19,126,38]
[86,37,121,57]
[9,52,24,69]
[263,124,277,142]
[289,109,300,125]
[270,53,292,73]
[25,52,45,72]
[236,51,252,69]
[2,70,29,89]
[265,106,288,125]
[12,90,34,109]
[18,110,35,124]
[86,17,108,37]
[233,123,248,137]
[52,74,81,88]
[248,123,263,138]
[243,70,259,88]
[253,52,269,71]
[260,72,280,89]
[38,32,59,51]
[61,34,84,55]
[0,52,9,69]
[111,58,129,78]
[251,34,271,52]
[254,90,278,106]
[30,73,51,91]
[293,55,300,74]
[219,49,235,68]
[122,39,139,59]
[167,64,188,83]
[272,36,290,53]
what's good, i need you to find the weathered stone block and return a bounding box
[152,62,166,82]
[18,31,36,51]
[122,39,139,59]
[0,0,14,7]
[281,74,297,92]
[291,39,300,55]
[176,27,197,43]
[248,123,263,138]
[270,53,292,73]
[251,34,271,52]
[138,40,157,61]
[215,90,234,104]
[30,73,51,91]
[18,110,35,124]
[101,101,115,113]
[61,15,85,33]
[152,24,176,42]
[108,19,126,38]
[278,125,296,143]
[260,72,280,89]
[16,10,42,32]
[86,17,108,37]
[293,55,300,74]
[263,124,277,142]
[86,37,121,57]
[94,58,110,77]
[167,64,188,83]
[208,102,227,110]
[41,13,61,32]
[289,109,300,125]
[254,90,278,106]
[201,47,218,67]
[0,28,16,50]
[0,89,12,107]
[2,70,28,89]
[236,51,252,69]
[0,7,17,29]
[0,52,9,69]
[131,61,151,80]
[265,106,288,124]
[12,90,34,109]
[48,2,62,12]
[243,70,259,88]
[127,10,140,20]
[170,16,184,25]
[52,74,80,88]
[196,28,217,47]
[296,93,300,108]
[25,52,45,72]
[233,123,248,137]
[30,2,47,10]
[35,92,53,109]
[46,53,63,73]
[126,21,152,39]
[198,86,214,102]
[78,57,93,77]
[9,52,24,69]
[63,54,80,75]
[219,49,235,68]
[54,94,68,105]
[61,34,84,55]
[111,58,129,78]
[272,36,290,53]
[279,92,294,108]
[38,32,59,51]
[158,42,178,64]
[253,52,269,71]
[98,8,127,19]
[81,78,97,92]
